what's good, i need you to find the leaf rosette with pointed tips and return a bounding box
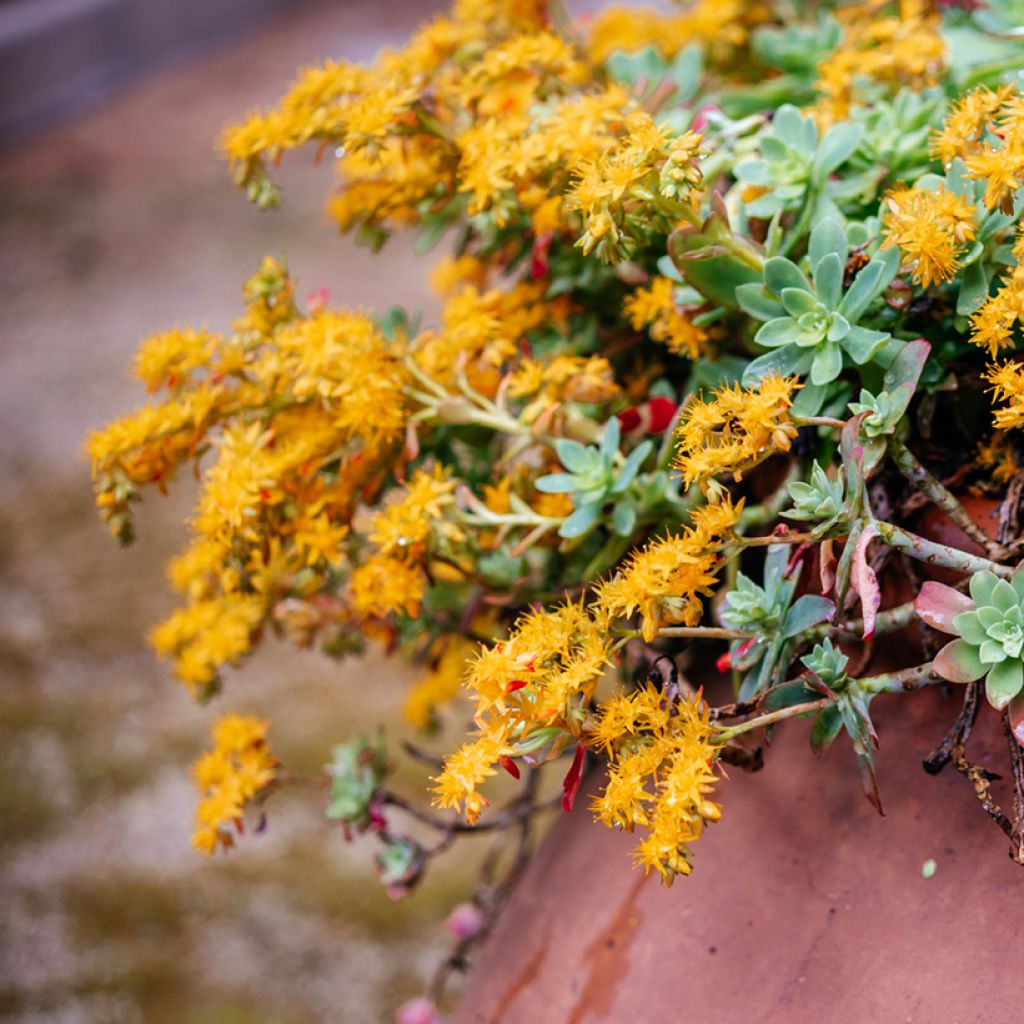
[915,569,1024,710]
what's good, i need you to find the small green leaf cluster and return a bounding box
[930,571,1024,710]
[325,736,387,829]
[785,461,847,537]
[721,546,835,699]
[535,418,652,538]
[734,105,862,219]
[738,218,899,395]
[801,638,850,690]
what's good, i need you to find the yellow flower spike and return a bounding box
[191,714,277,855]
[673,375,800,490]
[591,687,721,885]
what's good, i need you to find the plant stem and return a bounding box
[712,698,831,742]
[658,625,752,640]
[889,438,1003,558]
[856,661,936,694]
[874,520,1014,579]
[792,414,846,429]
[807,600,918,640]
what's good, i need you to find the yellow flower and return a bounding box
[977,437,1021,485]
[595,497,742,642]
[674,376,800,489]
[985,361,1024,431]
[191,714,277,855]
[624,277,710,359]
[880,183,977,288]
[970,279,1024,359]
[930,84,1015,166]
[368,464,458,559]
[590,687,721,885]
[350,555,427,619]
[432,721,517,825]
[584,2,747,64]
[815,0,945,124]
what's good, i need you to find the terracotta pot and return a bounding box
[457,687,1023,1023]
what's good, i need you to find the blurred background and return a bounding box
[0,1,512,1021]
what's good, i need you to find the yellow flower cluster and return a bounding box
[977,436,1021,485]
[87,258,411,694]
[415,281,568,396]
[583,1,752,64]
[596,498,743,642]
[881,184,977,288]
[674,375,801,490]
[985,362,1024,431]
[192,714,277,854]
[569,113,704,261]
[351,464,459,621]
[433,602,611,823]
[816,0,945,123]
[590,685,721,885]
[624,276,710,359]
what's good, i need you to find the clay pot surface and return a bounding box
[457,686,1024,1024]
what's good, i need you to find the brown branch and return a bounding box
[1003,712,1024,865]
[951,741,1013,842]
[923,681,981,775]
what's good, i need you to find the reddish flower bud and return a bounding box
[499,755,521,780]
[617,405,642,432]
[646,396,679,433]
[395,998,443,1024]
[715,651,732,673]
[445,902,485,940]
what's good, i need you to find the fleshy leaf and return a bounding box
[851,522,880,638]
[985,658,1024,710]
[782,594,835,638]
[915,581,974,634]
[933,638,987,683]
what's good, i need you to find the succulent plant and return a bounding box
[915,570,1024,710]
[737,218,899,398]
[325,735,387,829]
[801,637,850,689]
[785,461,847,536]
[535,418,652,538]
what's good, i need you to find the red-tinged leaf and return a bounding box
[647,396,679,433]
[506,679,529,693]
[561,744,586,813]
[820,538,837,595]
[852,523,880,639]
[405,421,420,461]
[857,750,885,816]
[734,637,758,662]
[500,755,521,780]
[914,581,974,634]
[1009,692,1024,748]
[531,230,554,279]
[785,542,813,578]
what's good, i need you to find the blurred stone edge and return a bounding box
[0,0,305,149]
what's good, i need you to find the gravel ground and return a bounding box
[0,3,481,1021]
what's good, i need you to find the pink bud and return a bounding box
[445,902,485,941]
[395,998,443,1024]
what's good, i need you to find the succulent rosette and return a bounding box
[915,570,1024,710]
